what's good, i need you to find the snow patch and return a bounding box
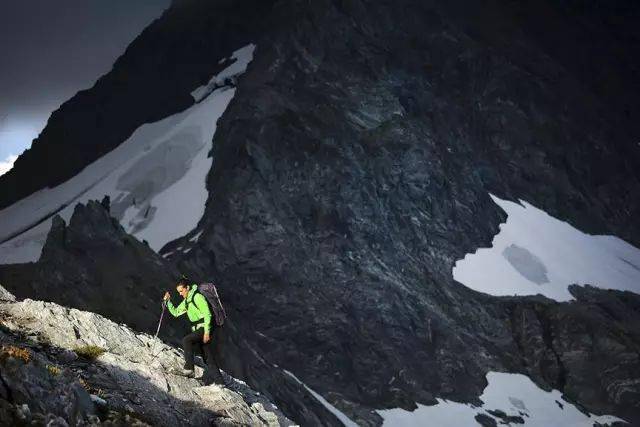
[376,372,625,426]
[283,370,358,427]
[0,44,256,264]
[117,88,235,250]
[191,44,256,102]
[452,194,640,301]
[189,230,204,242]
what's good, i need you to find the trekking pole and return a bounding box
[154,300,166,340]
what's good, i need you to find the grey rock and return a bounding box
[90,394,107,408]
[43,414,69,427]
[474,413,497,427]
[64,382,97,424]
[487,409,524,424]
[16,403,30,421]
[58,349,79,364]
[0,296,292,426]
[0,284,15,302]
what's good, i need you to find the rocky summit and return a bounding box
[0,285,292,426]
[0,0,639,426]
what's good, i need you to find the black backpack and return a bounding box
[196,283,227,327]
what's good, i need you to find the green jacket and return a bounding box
[166,284,212,334]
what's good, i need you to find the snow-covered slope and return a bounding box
[0,45,256,264]
[283,370,358,427]
[453,194,640,301]
[191,44,256,102]
[376,372,625,426]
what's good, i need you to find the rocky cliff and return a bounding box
[0,285,292,426]
[0,199,181,336]
[0,200,344,426]
[174,0,640,424]
[1,0,639,426]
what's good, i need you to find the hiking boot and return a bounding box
[170,366,195,377]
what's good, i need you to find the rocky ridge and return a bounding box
[0,198,182,337]
[0,285,293,426]
[0,200,345,426]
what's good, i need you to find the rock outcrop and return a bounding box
[504,286,640,424]
[0,200,181,338]
[0,285,292,426]
[0,200,348,426]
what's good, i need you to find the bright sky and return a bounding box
[0,117,41,161]
[0,155,19,176]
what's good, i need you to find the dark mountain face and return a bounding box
[0,200,346,426]
[2,0,640,425]
[172,1,640,423]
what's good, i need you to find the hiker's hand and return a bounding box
[163,291,170,301]
[203,332,210,343]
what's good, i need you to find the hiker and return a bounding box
[163,278,225,385]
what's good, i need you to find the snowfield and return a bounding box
[453,194,640,301]
[191,44,255,102]
[282,369,358,427]
[377,372,625,426]
[0,44,256,264]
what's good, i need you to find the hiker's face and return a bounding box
[177,285,189,299]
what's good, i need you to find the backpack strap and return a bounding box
[187,289,216,330]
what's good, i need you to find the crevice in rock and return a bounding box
[532,305,566,391]
[0,373,15,404]
[507,306,529,369]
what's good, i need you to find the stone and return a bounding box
[0,295,293,426]
[0,285,15,302]
[474,413,497,427]
[58,349,78,363]
[15,404,30,421]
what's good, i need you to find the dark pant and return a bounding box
[182,328,223,383]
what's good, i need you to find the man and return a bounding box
[163,278,225,385]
